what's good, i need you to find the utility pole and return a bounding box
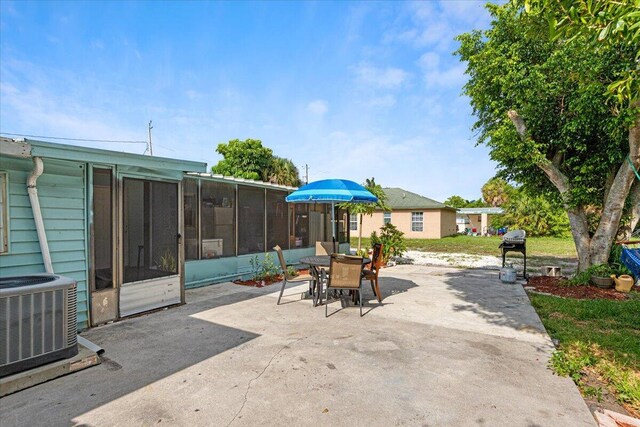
[147,120,154,156]
[304,164,309,184]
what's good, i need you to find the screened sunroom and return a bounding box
[182,173,351,288]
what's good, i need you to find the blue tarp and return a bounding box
[621,247,640,278]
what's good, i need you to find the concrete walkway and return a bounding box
[0,265,595,426]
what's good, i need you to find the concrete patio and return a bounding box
[1,265,595,426]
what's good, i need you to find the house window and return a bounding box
[350,214,358,231]
[383,212,391,225]
[478,215,482,222]
[0,172,7,253]
[411,212,423,232]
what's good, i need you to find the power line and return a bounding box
[0,132,147,144]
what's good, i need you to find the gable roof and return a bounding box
[382,188,453,210]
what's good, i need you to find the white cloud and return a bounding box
[351,63,409,88]
[91,39,104,50]
[384,1,492,52]
[186,89,203,100]
[307,99,328,116]
[418,52,440,71]
[418,52,467,89]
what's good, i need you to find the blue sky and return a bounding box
[0,0,497,202]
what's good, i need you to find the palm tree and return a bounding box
[267,157,302,187]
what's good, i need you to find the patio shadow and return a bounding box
[0,288,263,427]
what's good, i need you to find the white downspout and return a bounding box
[27,156,54,273]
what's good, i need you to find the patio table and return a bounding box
[300,255,371,307]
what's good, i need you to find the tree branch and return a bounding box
[507,110,570,193]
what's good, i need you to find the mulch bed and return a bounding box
[233,269,311,288]
[526,276,635,300]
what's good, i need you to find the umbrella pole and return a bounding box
[331,201,336,253]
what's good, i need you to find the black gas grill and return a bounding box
[499,230,527,278]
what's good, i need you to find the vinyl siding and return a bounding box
[0,157,89,331]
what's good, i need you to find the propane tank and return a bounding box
[500,264,517,283]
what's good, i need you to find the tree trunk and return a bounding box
[589,105,640,264]
[567,208,591,271]
[629,181,640,236]
[507,108,640,271]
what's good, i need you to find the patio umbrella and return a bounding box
[285,179,378,245]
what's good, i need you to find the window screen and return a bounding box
[183,179,199,260]
[201,181,236,258]
[337,208,349,243]
[291,204,309,248]
[238,186,265,255]
[267,190,289,250]
[123,179,178,283]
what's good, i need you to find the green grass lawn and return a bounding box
[530,293,640,415]
[352,235,576,258]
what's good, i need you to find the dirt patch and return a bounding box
[526,276,636,300]
[233,269,310,288]
[580,367,637,419]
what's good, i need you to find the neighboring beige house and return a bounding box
[354,188,457,239]
[456,207,504,234]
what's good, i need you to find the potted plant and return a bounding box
[589,264,615,289]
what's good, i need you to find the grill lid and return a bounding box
[502,230,526,243]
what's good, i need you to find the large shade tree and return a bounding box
[456,2,639,271]
[212,139,302,186]
[212,139,273,181]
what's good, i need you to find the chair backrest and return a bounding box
[273,245,293,280]
[371,243,384,274]
[315,241,335,256]
[328,254,363,289]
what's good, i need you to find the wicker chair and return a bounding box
[362,243,383,302]
[325,254,366,317]
[273,245,313,305]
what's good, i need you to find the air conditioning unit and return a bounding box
[0,274,78,377]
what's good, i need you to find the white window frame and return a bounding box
[383,212,391,225]
[0,172,8,253]
[411,211,423,232]
[349,214,358,231]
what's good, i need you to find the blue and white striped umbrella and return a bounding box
[286,179,377,242]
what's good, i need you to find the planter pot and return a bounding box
[591,275,613,289]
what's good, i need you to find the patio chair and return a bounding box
[315,241,337,256]
[325,254,366,317]
[362,243,383,302]
[273,245,313,305]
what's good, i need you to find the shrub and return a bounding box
[249,254,279,282]
[568,263,619,285]
[371,223,406,263]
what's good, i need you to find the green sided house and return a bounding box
[354,187,457,239]
[0,137,350,332]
